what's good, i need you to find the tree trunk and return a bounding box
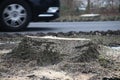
[86,0,91,13]
[60,0,75,15]
[119,0,120,13]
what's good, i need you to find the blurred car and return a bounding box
[0,0,60,31]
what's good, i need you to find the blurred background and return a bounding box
[58,0,120,21]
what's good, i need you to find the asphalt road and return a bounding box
[1,21,120,33]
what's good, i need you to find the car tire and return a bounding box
[0,0,31,31]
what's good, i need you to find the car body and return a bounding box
[0,0,60,31]
[26,0,60,21]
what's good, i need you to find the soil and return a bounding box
[0,31,120,80]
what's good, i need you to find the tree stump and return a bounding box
[7,36,101,65]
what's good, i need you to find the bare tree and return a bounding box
[119,0,120,13]
[60,0,75,15]
[86,0,91,13]
[61,0,120,15]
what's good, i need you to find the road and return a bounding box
[1,21,120,33]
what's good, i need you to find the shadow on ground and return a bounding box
[26,27,58,32]
[0,27,59,32]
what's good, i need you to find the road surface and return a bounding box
[1,21,120,33]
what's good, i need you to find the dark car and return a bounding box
[0,0,60,31]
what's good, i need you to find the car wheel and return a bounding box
[0,0,31,31]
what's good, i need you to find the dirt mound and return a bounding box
[6,36,120,63]
[1,35,120,80]
[71,42,100,62]
[6,36,98,65]
[8,37,61,66]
